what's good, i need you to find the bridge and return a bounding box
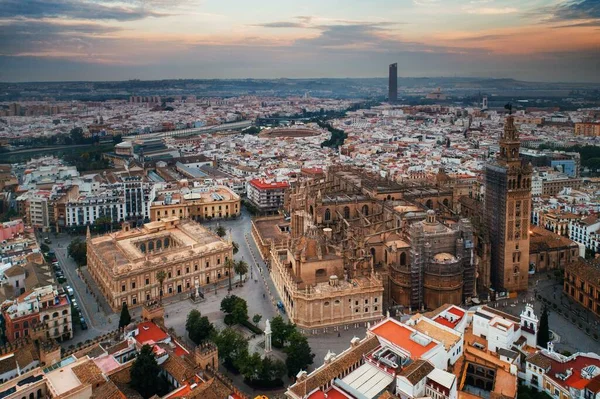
[123,120,252,141]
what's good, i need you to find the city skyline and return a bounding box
[1,0,599,83]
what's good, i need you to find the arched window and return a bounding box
[343,206,350,219]
[324,208,331,221]
[309,205,314,216]
[443,198,449,207]
[156,240,162,250]
[140,243,146,253]
[23,321,28,329]
[164,238,170,248]
[400,252,407,266]
[52,312,59,318]
[426,199,433,209]
[37,389,43,399]
[370,248,376,264]
[362,205,369,216]
[148,241,154,252]
[315,269,327,278]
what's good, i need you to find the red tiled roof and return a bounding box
[249,179,289,190]
[135,321,168,345]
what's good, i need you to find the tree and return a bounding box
[67,238,87,267]
[130,344,168,398]
[225,258,235,291]
[221,295,248,325]
[94,216,113,233]
[186,309,215,344]
[234,260,249,283]
[538,306,550,348]
[270,315,293,348]
[69,127,85,144]
[216,225,227,238]
[156,270,166,304]
[285,331,315,377]
[252,314,262,326]
[40,243,50,253]
[119,303,131,329]
[213,328,249,369]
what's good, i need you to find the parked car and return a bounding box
[80,318,88,330]
[66,286,74,297]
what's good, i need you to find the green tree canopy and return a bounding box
[216,225,227,237]
[221,295,248,325]
[213,328,249,369]
[252,314,262,326]
[67,238,87,267]
[119,303,131,329]
[270,315,294,348]
[130,344,168,398]
[234,260,249,281]
[185,309,215,344]
[285,331,315,377]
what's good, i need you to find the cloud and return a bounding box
[540,0,600,27]
[0,19,122,59]
[555,0,600,20]
[0,0,168,21]
[253,21,306,28]
[466,7,518,15]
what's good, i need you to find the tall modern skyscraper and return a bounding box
[484,114,532,292]
[388,63,397,103]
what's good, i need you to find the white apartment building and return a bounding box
[472,304,538,352]
[569,216,600,254]
[66,178,156,227]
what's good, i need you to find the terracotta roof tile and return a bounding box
[72,359,106,387]
[399,359,435,385]
[289,335,380,397]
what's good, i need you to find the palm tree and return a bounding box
[225,259,235,292]
[156,270,166,304]
[234,260,249,286]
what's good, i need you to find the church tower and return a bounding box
[484,113,532,292]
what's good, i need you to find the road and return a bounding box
[46,232,118,347]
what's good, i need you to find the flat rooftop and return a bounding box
[371,319,438,360]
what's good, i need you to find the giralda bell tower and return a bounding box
[484,111,532,292]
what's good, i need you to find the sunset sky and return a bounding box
[0,0,599,82]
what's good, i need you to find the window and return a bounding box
[122,285,126,292]
[168,272,172,278]
[177,270,181,276]
[146,278,150,285]
[324,208,331,221]
[343,206,350,219]
[365,299,369,304]
[324,301,330,307]
[131,282,136,289]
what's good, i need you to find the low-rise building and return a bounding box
[529,227,579,273]
[149,185,240,222]
[87,217,233,311]
[2,285,72,343]
[564,258,600,317]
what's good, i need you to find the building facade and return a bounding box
[484,115,532,292]
[2,285,72,343]
[149,186,240,222]
[564,258,600,317]
[247,179,289,214]
[87,217,233,311]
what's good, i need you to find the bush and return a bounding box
[240,319,263,335]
